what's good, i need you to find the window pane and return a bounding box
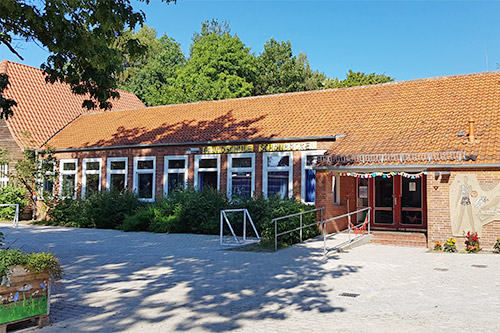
[200,158,217,168]
[375,177,393,207]
[231,172,251,197]
[85,162,100,171]
[199,171,217,190]
[168,172,185,192]
[401,178,422,208]
[357,178,369,207]
[43,179,54,193]
[62,174,76,198]
[305,169,315,203]
[62,162,76,171]
[375,210,393,224]
[267,155,289,167]
[85,174,100,196]
[306,155,320,167]
[232,158,251,168]
[110,174,126,192]
[111,161,126,170]
[168,159,185,169]
[138,173,153,198]
[268,171,289,198]
[401,211,423,225]
[138,160,154,169]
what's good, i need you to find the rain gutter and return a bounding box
[313,163,500,172]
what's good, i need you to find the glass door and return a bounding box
[373,177,396,226]
[400,177,425,228]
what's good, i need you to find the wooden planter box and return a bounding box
[0,266,50,330]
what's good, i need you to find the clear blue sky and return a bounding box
[1,0,500,81]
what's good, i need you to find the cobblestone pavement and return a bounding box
[1,223,499,332]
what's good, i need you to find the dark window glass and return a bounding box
[62,174,76,198]
[401,211,423,225]
[268,171,289,198]
[85,174,100,196]
[267,156,289,167]
[375,177,393,207]
[168,159,185,169]
[231,172,251,197]
[62,162,76,171]
[138,160,154,169]
[401,178,422,208]
[110,174,126,192]
[43,179,54,194]
[232,158,252,168]
[168,173,185,192]
[375,210,393,224]
[306,155,320,167]
[200,159,217,168]
[85,162,100,171]
[138,173,153,198]
[305,169,315,203]
[199,171,217,190]
[110,161,126,170]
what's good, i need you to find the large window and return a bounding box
[59,159,78,199]
[0,163,8,188]
[227,153,255,199]
[301,150,326,204]
[106,157,128,192]
[163,156,188,196]
[263,152,293,198]
[40,161,55,199]
[82,158,102,198]
[194,155,220,190]
[133,157,156,202]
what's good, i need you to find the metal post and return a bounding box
[299,214,303,243]
[220,211,223,246]
[368,209,371,235]
[243,209,247,242]
[321,208,326,255]
[14,204,18,229]
[348,214,351,242]
[274,219,278,252]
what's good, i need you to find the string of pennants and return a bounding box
[330,171,428,179]
[350,214,369,235]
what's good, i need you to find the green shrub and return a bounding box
[443,237,457,253]
[0,249,62,279]
[0,185,29,219]
[84,190,142,229]
[46,198,90,228]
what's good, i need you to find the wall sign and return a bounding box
[358,186,368,199]
[202,145,254,154]
[258,142,317,152]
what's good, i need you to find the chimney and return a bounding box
[468,117,475,143]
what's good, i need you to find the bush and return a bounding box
[433,241,442,251]
[0,185,29,219]
[84,190,142,229]
[464,231,481,253]
[46,198,90,228]
[0,249,62,279]
[443,237,457,253]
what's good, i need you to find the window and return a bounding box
[332,174,341,206]
[0,163,8,188]
[106,157,128,192]
[301,150,326,204]
[82,158,102,198]
[227,153,255,199]
[40,160,56,199]
[263,152,293,198]
[133,157,156,202]
[194,155,220,190]
[163,156,188,196]
[59,159,78,199]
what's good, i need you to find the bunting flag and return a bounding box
[329,171,428,178]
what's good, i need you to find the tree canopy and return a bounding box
[0,0,174,118]
[324,70,394,89]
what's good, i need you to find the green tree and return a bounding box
[167,20,257,103]
[324,70,394,89]
[117,26,185,106]
[0,0,174,116]
[254,38,325,95]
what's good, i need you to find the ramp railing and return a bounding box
[273,207,325,251]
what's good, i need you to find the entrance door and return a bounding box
[371,175,426,229]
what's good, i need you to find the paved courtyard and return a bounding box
[0,223,499,332]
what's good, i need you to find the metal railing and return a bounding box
[273,207,324,251]
[220,209,260,246]
[0,204,19,228]
[321,207,371,255]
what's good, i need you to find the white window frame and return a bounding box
[106,157,128,191]
[301,150,327,204]
[39,160,56,199]
[133,156,156,202]
[332,174,341,206]
[262,152,293,198]
[82,158,102,199]
[194,155,221,190]
[227,153,255,199]
[59,159,78,199]
[163,155,189,196]
[0,163,8,188]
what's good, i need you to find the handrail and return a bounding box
[273,207,325,251]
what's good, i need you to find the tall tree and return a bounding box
[167,20,257,103]
[0,0,174,116]
[254,38,325,96]
[324,70,394,89]
[117,26,185,106]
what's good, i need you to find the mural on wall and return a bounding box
[449,174,500,236]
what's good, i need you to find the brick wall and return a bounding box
[427,169,500,250]
[0,118,24,183]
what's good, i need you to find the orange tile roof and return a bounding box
[0,60,145,148]
[48,71,500,164]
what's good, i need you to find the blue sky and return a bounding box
[1,0,500,81]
